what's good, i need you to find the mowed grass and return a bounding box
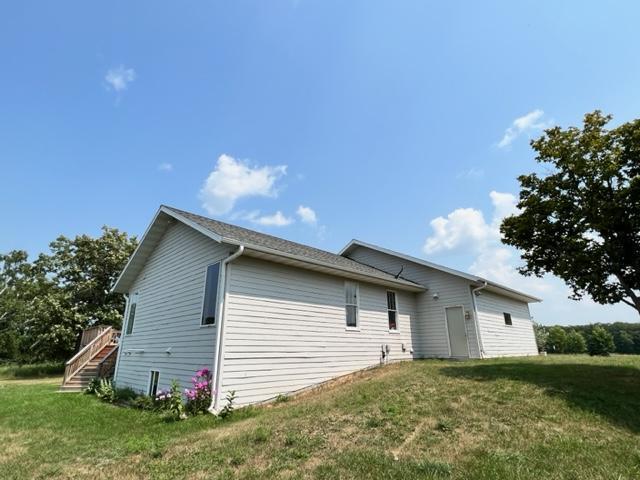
[1,355,640,479]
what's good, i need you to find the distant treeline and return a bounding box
[535,322,640,355]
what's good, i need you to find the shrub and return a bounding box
[132,394,154,410]
[156,380,185,421]
[588,325,616,356]
[532,322,549,353]
[219,390,236,419]
[95,378,116,403]
[115,387,137,402]
[86,377,102,394]
[185,368,213,415]
[546,326,568,353]
[565,330,587,354]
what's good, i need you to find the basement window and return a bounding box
[125,292,138,335]
[201,263,221,326]
[148,370,160,397]
[387,291,398,331]
[503,312,513,326]
[345,282,359,329]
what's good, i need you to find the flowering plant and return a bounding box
[185,367,213,415]
[156,380,185,420]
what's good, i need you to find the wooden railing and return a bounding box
[62,326,115,385]
[80,325,109,349]
[97,345,119,379]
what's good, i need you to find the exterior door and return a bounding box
[446,306,469,357]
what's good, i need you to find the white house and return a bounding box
[108,205,540,410]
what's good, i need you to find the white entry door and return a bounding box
[445,306,469,358]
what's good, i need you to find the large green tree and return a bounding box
[501,111,640,315]
[0,227,137,361]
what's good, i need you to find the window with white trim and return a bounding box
[503,312,513,326]
[148,370,160,397]
[345,282,359,328]
[201,263,221,326]
[125,292,138,335]
[387,291,398,331]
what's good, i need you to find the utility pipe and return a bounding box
[209,245,245,413]
[471,281,488,359]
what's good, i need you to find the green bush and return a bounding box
[533,322,549,353]
[565,330,587,354]
[95,378,116,403]
[155,380,185,421]
[587,326,616,356]
[115,387,137,402]
[85,377,101,394]
[546,326,568,353]
[132,395,155,410]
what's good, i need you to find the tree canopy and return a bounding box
[0,227,137,362]
[501,111,640,315]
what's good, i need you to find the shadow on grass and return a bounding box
[441,359,640,433]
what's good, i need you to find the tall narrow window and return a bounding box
[125,292,138,335]
[387,291,398,331]
[148,370,160,397]
[503,312,512,326]
[201,263,221,326]
[345,282,359,328]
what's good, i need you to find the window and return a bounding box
[387,291,398,331]
[148,370,160,397]
[201,263,221,326]
[503,312,512,326]
[125,293,138,335]
[345,282,359,328]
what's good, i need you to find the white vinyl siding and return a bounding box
[221,257,418,406]
[345,247,480,358]
[114,221,230,393]
[475,290,538,357]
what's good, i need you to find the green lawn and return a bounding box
[1,355,639,479]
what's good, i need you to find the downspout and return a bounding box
[471,281,487,359]
[209,245,244,414]
[112,293,129,383]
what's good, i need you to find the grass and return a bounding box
[1,355,639,479]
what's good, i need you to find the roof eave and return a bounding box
[225,240,426,292]
[341,239,541,303]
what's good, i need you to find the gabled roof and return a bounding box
[339,239,542,303]
[112,206,425,294]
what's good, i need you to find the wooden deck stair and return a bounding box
[60,326,120,392]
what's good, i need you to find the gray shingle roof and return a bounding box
[163,206,420,287]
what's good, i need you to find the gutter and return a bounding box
[470,281,487,359]
[209,245,245,414]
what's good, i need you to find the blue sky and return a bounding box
[2,1,639,325]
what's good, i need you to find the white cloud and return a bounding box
[296,205,317,225]
[423,208,492,254]
[423,191,548,294]
[158,162,173,172]
[423,191,518,255]
[199,154,287,215]
[245,210,293,227]
[105,65,136,92]
[497,109,549,148]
